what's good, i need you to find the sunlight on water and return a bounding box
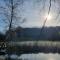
[0,53,60,60]
[48,58,55,60]
[19,53,60,60]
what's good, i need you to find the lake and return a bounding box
[0,53,60,60]
[19,53,60,60]
[0,41,60,60]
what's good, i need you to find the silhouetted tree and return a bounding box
[40,0,51,39]
[0,33,5,41]
[0,0,25,41]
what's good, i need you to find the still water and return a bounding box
[0,53,60,60]
[18,53,60,60]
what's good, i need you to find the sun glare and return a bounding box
[45,14,52,21]
[48,56,55,60]
[48,58,55,60]
[47,14,52,20]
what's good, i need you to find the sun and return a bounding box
[44,13,52,21]
[47,14,52,20]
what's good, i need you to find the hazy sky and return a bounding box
[0,0,60,32]
[20,0,60,28]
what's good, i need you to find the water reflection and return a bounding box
[19,53,60,60]
[0,53,60,60]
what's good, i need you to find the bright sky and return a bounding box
[20,0,60,28]
[0,0,60,32]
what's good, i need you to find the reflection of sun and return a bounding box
[48,58,55,60]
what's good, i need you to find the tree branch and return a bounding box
[40,0,51,39]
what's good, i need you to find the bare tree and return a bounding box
[0,0,25,41]
[40,0,52,39]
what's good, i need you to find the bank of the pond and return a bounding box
[6,41,60,54]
